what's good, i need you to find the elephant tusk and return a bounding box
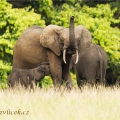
[75,50,78,64]
[63,49,67,64]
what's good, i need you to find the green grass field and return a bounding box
[0,86,120,120]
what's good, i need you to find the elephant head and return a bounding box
[75,25,92,53]
[40,16,78,64]
[33,62,50,80]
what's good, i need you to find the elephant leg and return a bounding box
[30,80,37,90]
[76,70,83,88]
[102,61,107,85]
[85,69,96,86]
[62,54,73,89]
[62,71,73,89]
[47,50,62,88]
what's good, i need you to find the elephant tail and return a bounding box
[95,44,103,84]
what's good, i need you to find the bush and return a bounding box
[0,0,45,88]
[31,0,54,25]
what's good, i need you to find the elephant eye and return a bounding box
[38,68,45,73]
[60,38,64,43]
[38,70,42,72]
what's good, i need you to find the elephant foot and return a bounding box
[66,81,73,90]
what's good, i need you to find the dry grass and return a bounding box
[0,86,120,120]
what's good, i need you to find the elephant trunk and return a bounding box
[63,16,78,64]
[69,16,75,47]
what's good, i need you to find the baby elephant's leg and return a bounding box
[30,80,37,89]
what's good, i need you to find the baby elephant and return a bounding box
[8,62,50,88]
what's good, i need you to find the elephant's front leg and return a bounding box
[62,54,73,89]
[47,50,62,88]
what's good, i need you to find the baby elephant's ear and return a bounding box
[38,64,49,71]
[38,66,46,72]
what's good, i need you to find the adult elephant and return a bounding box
[72,44,107,87]
[70,23,107,87]
[12,16,80,88]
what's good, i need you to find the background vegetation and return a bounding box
[0,0,120,88]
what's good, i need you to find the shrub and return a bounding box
[0,0,45,88]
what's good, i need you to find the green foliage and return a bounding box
[51,3,120,76]
[70,72,77,86]
[0,0,45,87]
[31,0,54,25]
[38,76,53,88]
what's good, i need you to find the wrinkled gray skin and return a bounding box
[12,17,80,89]
[71,43,107,87]
[8,62,50,88]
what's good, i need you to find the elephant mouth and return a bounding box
[66,48,76,54]
[63,49,78,64]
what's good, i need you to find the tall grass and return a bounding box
[0,86,120,120]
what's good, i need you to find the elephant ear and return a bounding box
[40,25,64,56]
[75,25,92,52]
